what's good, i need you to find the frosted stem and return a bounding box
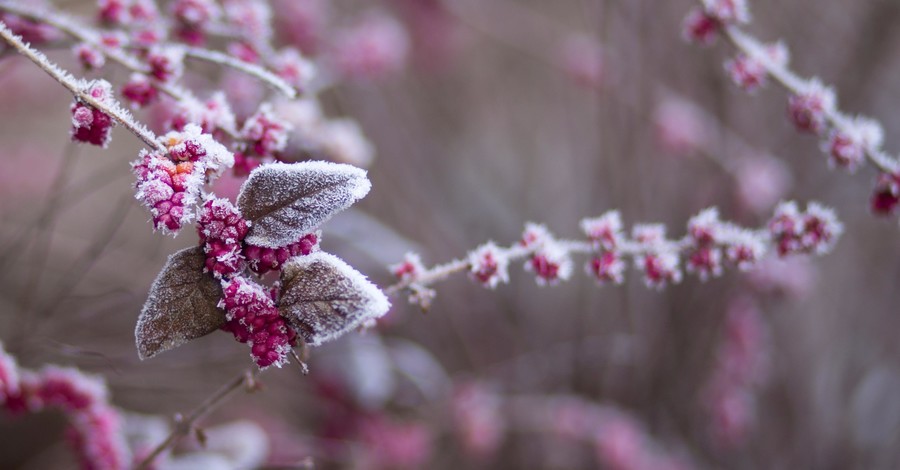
[0,21,164,152]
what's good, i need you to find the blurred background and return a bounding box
[2,0,900,468]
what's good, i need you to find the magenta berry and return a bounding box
[147,46,184,83]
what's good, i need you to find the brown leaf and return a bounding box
[237,161,371,248]
[135,246,225,359]
[278,252,390,346]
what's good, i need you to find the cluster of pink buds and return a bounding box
[390,252,427,284]
[167,93,237,135]
[768,202,843,256]
[219,277,298,368]
[723,41,788,92]
[197,198,250,278]
[0,345,130,469]
[132,124,234,233]
[787,79,836,134]
[241,103,293,157]
[823,117,883,173]
[70,80,115,147]
[171,0,221,45]
[97,0,159,26]
[467,242,510,288]
[146,46,185,84]
[683,0,750,45]
[121,73,159,108]
[74,42,105,70]
[521,223,574,286]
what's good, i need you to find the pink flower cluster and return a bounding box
[521,223,575,286]
[70,80,115,147]
[683,0,750,45]
[768,202,843,256]
[467,242,510,288]
[702,297,769,448]
[219,276,298,368]
[132,124,234,233]
[241,103,293,157]
[0,345,129,470]
[171,0,221,45]
[724,41,788,92]
[97,0,159,26]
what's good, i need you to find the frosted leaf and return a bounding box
[136,246,225,359]
[238,161,371,248]
[278,252,390,346]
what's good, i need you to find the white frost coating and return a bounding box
[279,251,390,347]
[238,161,371,248]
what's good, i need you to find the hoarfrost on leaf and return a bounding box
[135,246,226,359]
[278,252,390,347]
[237,161,371,248]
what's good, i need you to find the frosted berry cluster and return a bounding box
[70,80,116,147]
[390,202,842,305]
[132,124,234,234]
[0,344,130,470]
[683,0,750,45]
[219,276,298,368]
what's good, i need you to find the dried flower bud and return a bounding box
[390,252,425,283]
[121,73,159,108]
[580,211,623,250]
[787,79,836,134]
[467,242,509,288]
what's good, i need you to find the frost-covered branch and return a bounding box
[183,47,297,98]
[0,20,164,152]
[684,0,900,216]
[386,202,842,308]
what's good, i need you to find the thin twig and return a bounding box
[184,47,297,98]
[136,369,259,470]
